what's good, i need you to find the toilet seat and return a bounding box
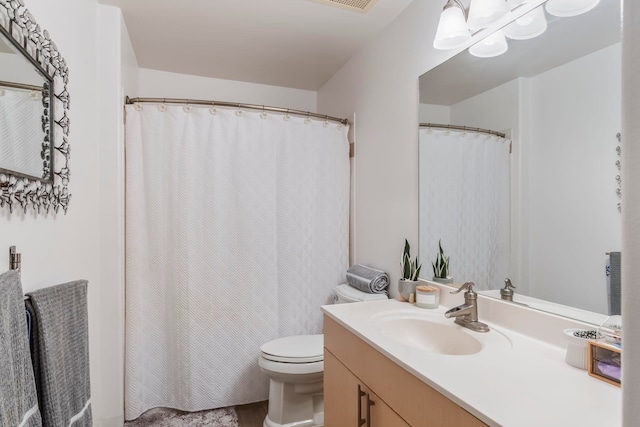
[260,334,324,363]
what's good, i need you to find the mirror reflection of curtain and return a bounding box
[419,129,510,290]
[124,105,350,419]
[0,89,43,177]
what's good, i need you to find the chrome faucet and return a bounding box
[444,281,489,333]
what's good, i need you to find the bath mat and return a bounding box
[124,406,239,427]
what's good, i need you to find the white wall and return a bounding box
[318,0,637,421]
[317,1,454,294]
[137,68,317,112]
[622,1,640,425]
[0,0,109,423]
[1,1,134,425]
[525,44,621,313]
[97,5,139,426]
[418,103,449,123]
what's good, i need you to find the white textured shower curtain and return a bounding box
[124,105,350,420]
[419,129,511,290]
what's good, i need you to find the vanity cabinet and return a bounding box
[325,350,409,426]
[324,315,488,427]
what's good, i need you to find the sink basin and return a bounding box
[377,318,483,355]
[370,309,511,355]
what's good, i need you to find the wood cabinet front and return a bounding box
[325,350,409,427]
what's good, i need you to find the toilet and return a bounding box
[258,285,387,427]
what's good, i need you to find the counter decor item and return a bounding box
[431,240,453,284]
[399,239,421,302]
[416,285,440,309]
[563,328,598,370]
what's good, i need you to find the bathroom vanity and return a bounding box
[324,315,486,426]
[322,298,621,426]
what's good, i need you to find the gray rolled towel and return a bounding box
[346,264,389,294]
[0,270,42,427]
[26,280,92,427]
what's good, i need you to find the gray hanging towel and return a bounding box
[25,280,92,427]
[608,252,621,315]
[346,264,390,294]
[0,270,42,427]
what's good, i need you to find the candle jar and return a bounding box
[415,285,440,309]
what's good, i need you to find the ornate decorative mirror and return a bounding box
[0,0,70,214]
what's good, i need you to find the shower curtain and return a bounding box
[124,105,350,420]
[419,128,511,290]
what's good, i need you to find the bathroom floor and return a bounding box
[236,401,269,427]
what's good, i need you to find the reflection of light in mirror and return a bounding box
[504,5,548,40]
[467,0,510,30]
[433,0,471,50]
[469,29,509,57]
[28,90,41,101]
[545,0,600,17]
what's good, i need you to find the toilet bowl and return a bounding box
[258,285,387,427]
[259,335,325,427]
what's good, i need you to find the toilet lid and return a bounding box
[261,334,324,363]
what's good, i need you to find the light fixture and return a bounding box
[504,5,548,40]
[467,0,509,30]
[433,0,471,50]
[545,0,600,17]
[469,29,508,57]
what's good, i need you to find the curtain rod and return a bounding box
[0,80,43,92]
[125,96,349,126]
[420,123,506,139]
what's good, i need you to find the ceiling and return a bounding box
[419,0,621,105]
[119,0,414,91]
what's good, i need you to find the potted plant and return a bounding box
[399,239,422,301]
[432,240,453,284]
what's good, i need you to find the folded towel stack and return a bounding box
[26,280,92,427]
[0,270,42,427]
[346,264,389,294]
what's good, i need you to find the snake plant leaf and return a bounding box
[414,264,422,281]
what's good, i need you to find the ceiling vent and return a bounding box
[311,0,379,13]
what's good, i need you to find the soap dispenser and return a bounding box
[500,278,515,301]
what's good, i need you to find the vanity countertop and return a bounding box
[321,299,621,427]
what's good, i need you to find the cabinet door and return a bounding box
[325,350,409,427]
[325,349,361,426]
[367,388,410,427]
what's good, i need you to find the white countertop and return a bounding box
[322,299,621,427]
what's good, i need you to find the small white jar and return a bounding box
[564,328,597,370]
[415,285,440,309]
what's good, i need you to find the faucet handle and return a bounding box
[504,278,515,290]
[450,281,476,294]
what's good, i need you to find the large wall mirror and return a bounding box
[418,0,621,324]
[0,0,70,214]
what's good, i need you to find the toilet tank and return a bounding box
[333,284,388,304]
